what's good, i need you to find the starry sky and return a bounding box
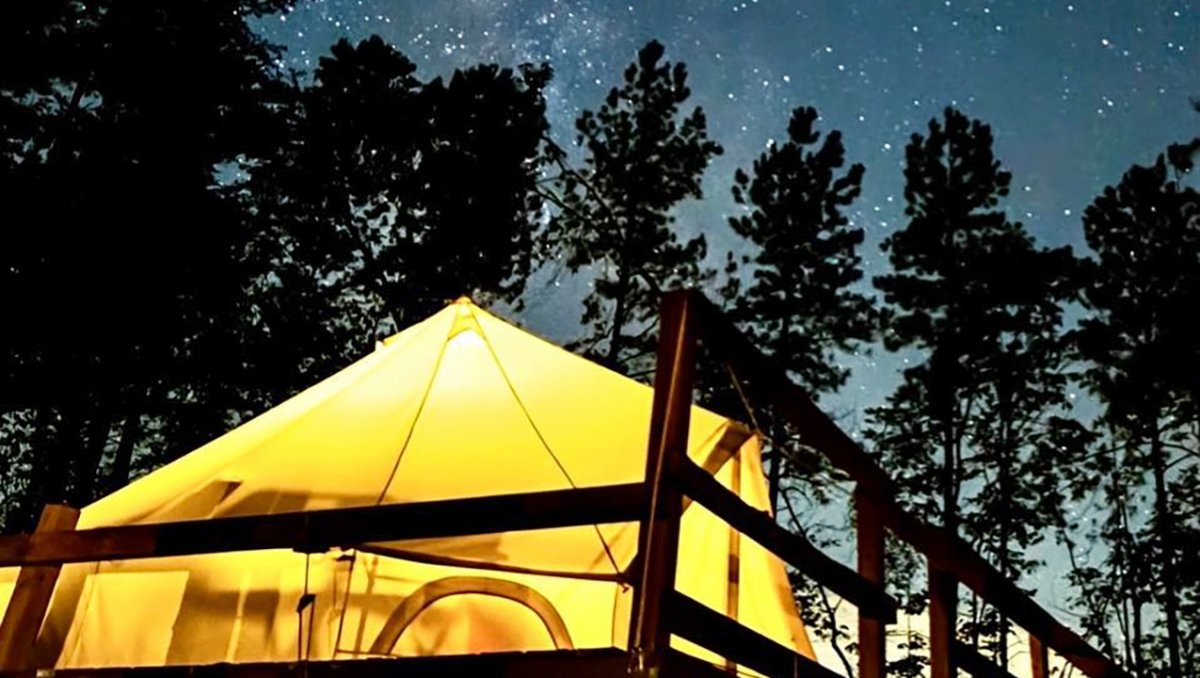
[257,0,1199,424]
[253,0,1196,637]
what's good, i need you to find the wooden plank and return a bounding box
[4,648,728,678]
[676,459,897,621]
[681,291,1129,678]
[668,591,841,678]
[0,484,645,568]
[628,290,698,674]
[37,648,633,678]
[0,504,79,672]
[856,489,887,678]
[928,564,957,678]
[1030,634,1049,678]
[689,292,894,499]
[679,423,750,514]
[664,648,753,678]
[952,640,1019,678]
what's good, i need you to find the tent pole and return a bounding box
[628,290,698,676]
[0,503,79,672]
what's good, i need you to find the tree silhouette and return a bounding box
[0,23,551,531]
[0,0,290,530]
[721,106,874,671]
[231,36,551,400]
[870,107,1079,668]
[729,107,874,399]
[541,40,722,373]
[1072,137,1200,677]
[724,105,875,498]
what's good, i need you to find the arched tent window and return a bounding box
[369,577,574,655]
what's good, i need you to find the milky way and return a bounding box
[255,0,1198,420]
[250,0,1198,623]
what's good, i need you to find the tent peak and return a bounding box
[448,296,484,337]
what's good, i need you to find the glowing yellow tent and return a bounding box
[0,298,812,669]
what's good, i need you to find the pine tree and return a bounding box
[725,105,875,506]
[541,40,722,373]
[235,36,551,405]
[729,107,874,397]
[1073,138,1200,677]
[0,24,552,530]
[870,107,1079,668]
[0,0,290,529]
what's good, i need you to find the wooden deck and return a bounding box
[14,649,736,678]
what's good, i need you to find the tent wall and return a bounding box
[30,435,810,669]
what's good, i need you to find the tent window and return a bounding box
[370,576,574,655]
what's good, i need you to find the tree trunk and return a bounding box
[104,388,152,495]
[942,416,957,534]
[104,414,140,494]
[1149,424,1182,678]
[70,405,112,507]
[935,353,960,655]
[606,272,629,368]
[997,506,1011,668]
[996,382,1013,670]
[39,402,85,505]
[1131,588,1145,677]
[103,385,153,495]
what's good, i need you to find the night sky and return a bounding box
[257,0,1198,424]
[253,0,1197,634]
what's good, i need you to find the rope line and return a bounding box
[725,362,764,434]
[372,317,454,506]
[469,306,624,578]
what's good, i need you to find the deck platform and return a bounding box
[32,649,736,678]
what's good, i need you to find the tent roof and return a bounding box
[80,298,744,576]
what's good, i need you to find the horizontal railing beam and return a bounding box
[952,641,1020,678]
[676,460,897,622]
[668,591,841,678]
[0,483,646,568]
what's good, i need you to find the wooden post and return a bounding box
[928,563,957,678]
[0,504,80,672]
[724,451,742,674]
[1029,634,1049,678]
[628,290,698,675]
[856,489,887,678]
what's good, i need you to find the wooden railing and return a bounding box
[0,289,1130,678]
[0,485,649,672]
[626,289,1130,678]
